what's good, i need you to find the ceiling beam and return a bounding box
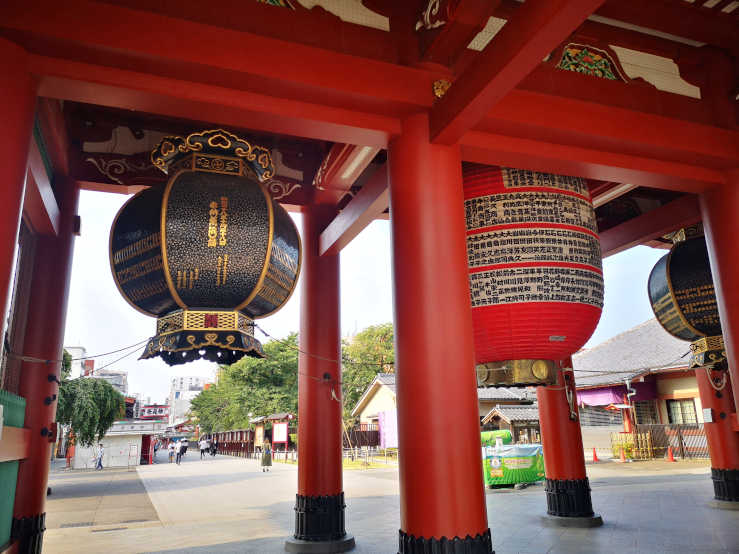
[30,56,399,148]
[319,165,389,256]
[312,144,381,205]
[419,0,501,66]
[599,194,701,257]
[460,130,725,193]
[430,0,605,145]
[24,138,60,236]
[595,0,738,53]
[591,182,638,208]
[101,0,399,64]
[478,88,738,173]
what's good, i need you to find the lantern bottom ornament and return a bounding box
[139,309,265,366]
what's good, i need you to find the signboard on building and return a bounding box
[141,405,169,419]
[272,422,288,445]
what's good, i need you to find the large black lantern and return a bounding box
[110,129,301,366]
[648,225,724,368]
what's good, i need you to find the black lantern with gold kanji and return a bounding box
[110,129,301,366]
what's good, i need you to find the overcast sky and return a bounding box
[64,190,665,403]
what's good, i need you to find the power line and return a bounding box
[9,338,151,365]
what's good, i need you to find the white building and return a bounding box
[92,369,129,395]
[71,420,166,469]
[63,346,86,378]
[168,376,208,425]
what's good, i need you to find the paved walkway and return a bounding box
[43,452,738,553]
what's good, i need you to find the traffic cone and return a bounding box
[667,446,676,462]
[592,448,599,463]
[619,447,626,463]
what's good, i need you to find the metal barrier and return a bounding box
[612,424,710,459]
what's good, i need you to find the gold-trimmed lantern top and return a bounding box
[151,129,275,182]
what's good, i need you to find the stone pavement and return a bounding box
[43,452,738,553]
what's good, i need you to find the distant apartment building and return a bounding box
[63,346,86,378]
[168,376,207,425]
[92,369,129,395]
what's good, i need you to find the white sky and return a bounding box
[64,190,665,403]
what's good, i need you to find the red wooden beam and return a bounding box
[460,130,724,193]
[430,0,605,145]
[419,0,501,66]
[478,89,739,173]
[596,0,738,53]
[0,427,31,463]
[599,194,701,257]
[36,98,70,177]
[312,144,381,205]
[30,56,399,148]
[24,139,60,236]
[103,0,400,64]
[319,165,389,256]
[0,1,435,120]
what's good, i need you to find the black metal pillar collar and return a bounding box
[398,528,493,554]
[712,468,739,502]
[11,513,46,554]
[544,478,594,517]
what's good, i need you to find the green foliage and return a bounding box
[341,323,394,424]
[190,333,299,433]
[57,373,125,447]
[190,323,396,434]
[61,349,72,380]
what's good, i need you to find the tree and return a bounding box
[341,323,394,424]
[190,334,299,433]
[56,350,125,446]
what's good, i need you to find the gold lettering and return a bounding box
[208,201,219,247]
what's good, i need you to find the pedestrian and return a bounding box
[168,441,175,463]
[261,440,272,472]
[182,438,189,457]
[175,440,184,465]
[211,438,218,457]
[199,437,209,460]
[95,443,104,470]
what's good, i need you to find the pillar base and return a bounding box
[285,535,355,553]
[711,468,739,502]
[291,493,348,542]
[540,514,603,528]
[398,529,493,554]
[545,478,595,517]
[709,499,739,510]
[11,513,45,554]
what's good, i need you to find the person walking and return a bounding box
[211,438,218,457]
[261,440,272,472]
[95,443,104,470]
[175,440,184,465]
[168,441,175,463]
[199,438,209,460]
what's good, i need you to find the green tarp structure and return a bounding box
[0,390,26,547]
[480,429,512,447]
[482,443,545,487]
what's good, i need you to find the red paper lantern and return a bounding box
[464,164,604,369]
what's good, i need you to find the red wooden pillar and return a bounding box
[0,39,36,330]
[13,179,79,553]
[537,362,602,525]
[286,205,354,553]
[700,172,739,412]
[700,173,739,503]
[696,367,739,503]
[388,113,491,553]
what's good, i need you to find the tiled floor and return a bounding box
[44,454,738,553]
